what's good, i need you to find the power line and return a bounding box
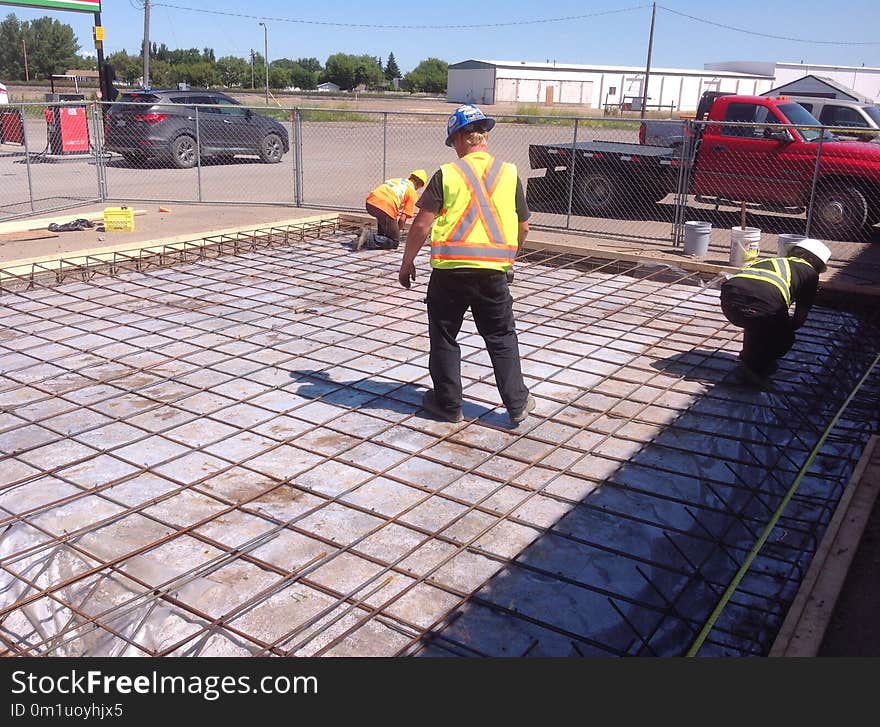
[150,3,651,30]
[658,5,880,46]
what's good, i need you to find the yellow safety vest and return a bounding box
[430,152,519,271]
[730,257,813,307]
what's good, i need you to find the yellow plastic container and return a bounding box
[103,206,135,233]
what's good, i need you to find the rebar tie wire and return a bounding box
[686,351,880,657]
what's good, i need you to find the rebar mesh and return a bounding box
[1,223,877,656]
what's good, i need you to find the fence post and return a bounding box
[92,103,106,202]
[293,108,303,206]
[565,118,580,230]
[194,105,203,203]
[20,105,36,213]
[382,112,388,182]
[805,131,825,237]
[671,119,696,247]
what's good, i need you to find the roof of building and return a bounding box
[764,74,876,104]
[448,59,773,79]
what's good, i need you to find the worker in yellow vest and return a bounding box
[356,170,428,250]
[720,238,831,386]
[397,104,535,425]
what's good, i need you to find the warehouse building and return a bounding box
[706,61,880,103]
[446,59,773,112]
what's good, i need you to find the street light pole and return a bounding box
[259,22,268,105]
[22,38,29,82]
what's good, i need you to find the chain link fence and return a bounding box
[2,100,878,249]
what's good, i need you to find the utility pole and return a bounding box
[142,0,151,89]
[640,2,656,119]
[259,22,269,105]
[22,39,28,82]
[250,49,255,89]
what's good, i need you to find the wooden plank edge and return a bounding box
[0,212,343,278]
[769,436,880,656]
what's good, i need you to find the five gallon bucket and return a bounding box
[777,233,805,257]
[729,226,761,267]
[683,221,711,257]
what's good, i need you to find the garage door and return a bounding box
[560,80,592,104]
[517,80,540,103]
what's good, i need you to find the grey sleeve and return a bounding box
[516,177,530,222]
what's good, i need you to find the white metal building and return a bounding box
[705,61,880,103]
[446,59,774,111]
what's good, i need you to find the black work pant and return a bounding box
[365,203,400,242]
[720,286,796,375]
[426,268,530,412]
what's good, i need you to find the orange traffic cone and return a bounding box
[159,206,171,213]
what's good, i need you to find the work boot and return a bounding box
[354,226,371,251]
[736,362,768,389]
[421,390,463,423]
[370,233,398,250]
[509,394,536,424]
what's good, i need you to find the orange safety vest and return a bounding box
[366,177,418,220]
[430,152,519,271]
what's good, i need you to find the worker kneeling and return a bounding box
[356,170,428,251]
[720,238,831,386]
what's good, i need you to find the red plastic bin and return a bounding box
[1,110,24,145]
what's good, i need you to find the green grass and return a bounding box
[298,109,373,122]
[502,105,641,129]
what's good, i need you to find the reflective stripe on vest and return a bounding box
[430,153,519,271]
[731,257,812,306]
[366,178,411,218]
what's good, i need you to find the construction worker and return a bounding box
[356,169,428,250]
[397,104,535,425]
[720,238,831,386]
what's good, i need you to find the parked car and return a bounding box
[105,89,289,168]
[782,96,880,142]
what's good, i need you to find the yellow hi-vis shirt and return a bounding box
[366,177,418,220]
[730,256,815,307]
[430,152,519,271]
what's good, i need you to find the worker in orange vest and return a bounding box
[356,169,428,250]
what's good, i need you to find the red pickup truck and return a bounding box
[526,93,880,240]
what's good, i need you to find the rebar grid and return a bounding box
[1,227,877,657]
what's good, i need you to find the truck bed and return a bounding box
[529,140,677,171]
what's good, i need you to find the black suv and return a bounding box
[105,89,289,168]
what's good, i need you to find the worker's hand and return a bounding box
[398,259,416,289]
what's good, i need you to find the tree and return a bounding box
[215,55,249,87]
[384,52,400,82]
[0,14,24,80]
[297,57,322,74]
[107,50,141,85]
[324,53,383,91]
[268,64,292,90]
[0,14,79,81]
[21,16,80,80]
[403,58,447,94]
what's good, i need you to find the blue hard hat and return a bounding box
[445,104,496,147]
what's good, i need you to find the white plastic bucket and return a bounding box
[729,226,761,267]
[777,233,805,257]
[683,221,711,257]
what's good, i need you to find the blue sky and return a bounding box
[5,1,880,73]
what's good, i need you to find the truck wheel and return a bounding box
[574,169,620,214]
[259,133,284,163]
[812,184,869,241]
[170,135,198,169]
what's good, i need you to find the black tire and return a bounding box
[812,184,869,241]
[170,135,198,169]
[573,168,621,214]
[258,133,284,164]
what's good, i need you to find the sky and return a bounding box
[3,0,880,73]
